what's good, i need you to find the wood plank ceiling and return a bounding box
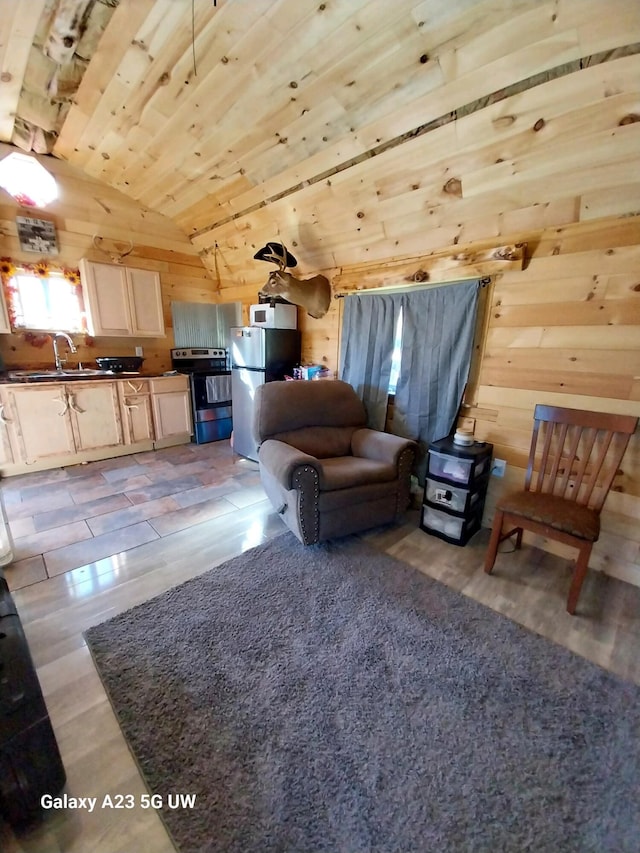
[1,0,639,285]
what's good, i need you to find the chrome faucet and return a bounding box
[52,332,77,372]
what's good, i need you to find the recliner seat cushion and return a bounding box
[498,491,600,541]
[317,456,397,491]
[318,480,397,512]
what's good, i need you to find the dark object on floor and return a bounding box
[485,404,638,614]
[95,356,144,372]
[0,568,66,826]
[85,533,640,853]
[253,379,416,544]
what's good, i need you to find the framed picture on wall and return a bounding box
[16,216,59,255]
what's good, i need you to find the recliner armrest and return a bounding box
[258,439,320,490]
[351,428,416,467]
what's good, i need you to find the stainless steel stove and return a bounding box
[171,348,232,444]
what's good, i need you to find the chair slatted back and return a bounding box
[524,405,638,512]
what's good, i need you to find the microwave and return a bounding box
[250,303,297,329]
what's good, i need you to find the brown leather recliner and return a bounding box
[253,380,417,545]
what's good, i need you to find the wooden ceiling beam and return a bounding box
[0,0,47,143]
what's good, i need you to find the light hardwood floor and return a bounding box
[2,442,639,852]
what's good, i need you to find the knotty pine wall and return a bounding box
[196,51,640,587]
[0,17,638,586]
[0,144,219,375]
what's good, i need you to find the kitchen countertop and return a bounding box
[0,370,183,384]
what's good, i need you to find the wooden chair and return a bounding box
[484,405,638,615]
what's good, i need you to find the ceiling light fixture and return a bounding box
[0,152,58,208]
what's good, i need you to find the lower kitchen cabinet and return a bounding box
[150,375,192,442]
[68,382,123,450]
[4,385,76,461]
[0,393,15,466]
[118,379,154,444]
[4,382,123,463]
[0,374,193,475]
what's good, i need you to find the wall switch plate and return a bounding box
[135,346,143,357]
[491,459,506,477]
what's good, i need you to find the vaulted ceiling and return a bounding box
[1,0,639,285]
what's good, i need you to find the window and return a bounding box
[0,259,85,333]
[388,306,403,395]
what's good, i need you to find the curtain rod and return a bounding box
[334,276,491,298]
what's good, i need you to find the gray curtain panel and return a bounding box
[393,280,480,482]
[340,280,480,482]
[340,292,402,429]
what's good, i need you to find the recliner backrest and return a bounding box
[253,380,367,458]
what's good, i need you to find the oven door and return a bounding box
[190,372,232,443]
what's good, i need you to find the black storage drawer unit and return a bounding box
[421,436,493,546]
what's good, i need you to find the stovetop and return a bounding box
[172,347,226,359]
[171,347,229,373]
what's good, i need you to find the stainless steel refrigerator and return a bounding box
[230,327,301,461]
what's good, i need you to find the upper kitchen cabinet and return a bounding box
[79,260,165,337]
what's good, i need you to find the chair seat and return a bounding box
[497,491,600,541]
[317,456,397,491]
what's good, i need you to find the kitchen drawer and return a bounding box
[149,375,189,394]
[119,378,150,397]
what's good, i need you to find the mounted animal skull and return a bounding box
[92,235,134,264]
[254,241,331,319]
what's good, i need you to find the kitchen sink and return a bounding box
[7,369,115,382]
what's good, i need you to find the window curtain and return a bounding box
[393,280,480,483]
[340,279,480,483]
[339,292,402,429]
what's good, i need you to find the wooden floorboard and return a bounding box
[2,448,639,851]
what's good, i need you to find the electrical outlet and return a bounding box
[135,346,143,357]
[491,458,506,478]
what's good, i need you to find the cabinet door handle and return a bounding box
[124,403,139,410]
[127,381,143,393]
[68,393,85,414]
[0,404,11,425]
[54,393,69,416]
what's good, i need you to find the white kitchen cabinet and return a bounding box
[67,382,123,451]
[118,379,154,444]
[0,374,193,475]
[79,259,165,337]
[4,384,76,461]
[0,391,15,464]
[4,381,122,464]
[150,375,192,441]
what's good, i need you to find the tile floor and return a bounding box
[2,440,263,591]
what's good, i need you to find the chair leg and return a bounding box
[566,542,593,615]
[484,509,504,574]
[514,527,523,550]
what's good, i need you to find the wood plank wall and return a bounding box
[474,217,640,589]
[0,3,638,587]
[0,144,217,375]
[198,51,640,587]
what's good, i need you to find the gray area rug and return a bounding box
[84,533,640,853]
